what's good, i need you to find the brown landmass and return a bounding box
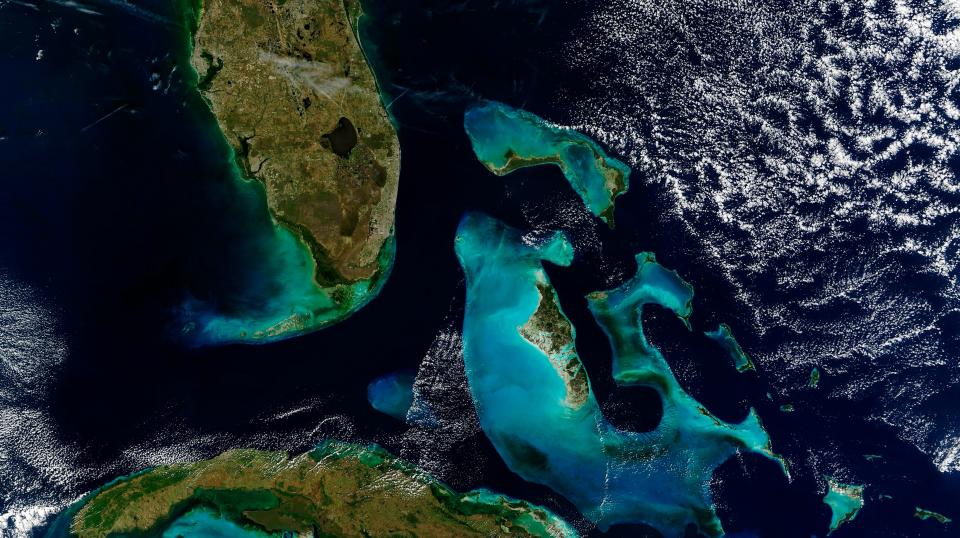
[69,442,572,538]
[518,278,590,408]
[191,0,399,284]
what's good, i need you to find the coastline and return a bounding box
[49,441,576,538]
[172,0,399,345]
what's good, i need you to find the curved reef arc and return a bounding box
[705,323,756,372]
[455,212,787,537]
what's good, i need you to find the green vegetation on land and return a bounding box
[182,0,400,342]
[64,441,574,538]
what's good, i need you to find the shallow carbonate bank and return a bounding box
[178,0,399,344]
[454,212,787,537]
[705,323,756,372]
[464,101,630,227]
[822,476,865,534]
[367,370,416,421]
[45,441,574,538]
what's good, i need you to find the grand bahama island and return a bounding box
[464,101,630,228]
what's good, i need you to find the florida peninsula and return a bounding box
[184,0,400,343]
[45,442,574,538]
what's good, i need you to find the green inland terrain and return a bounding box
[183,0,400,344]
[48,442,574,538]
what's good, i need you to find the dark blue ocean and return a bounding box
[1,0,958,536]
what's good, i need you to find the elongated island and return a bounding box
[180,0,400,344]
[915,506,952,524]
[44,441,574,538]
[367,370,416,421]
[464,101,630,227]
[455,212,787,537]
[705,323,756,372]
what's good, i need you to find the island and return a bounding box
[822,476,865,534]
[463,101,630,227]
[705,323,756,373]
[809,366,821,388]
[518,280,591,409]
[45,441,574,538]
[915,506,952,524]
[454,212,787,537]
[367,370,416,421]
[180,0,400,344]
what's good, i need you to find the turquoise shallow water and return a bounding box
[177,215,395,346]
[455,212,787,536]
[10,0,960,534]
[367,370,416,421]
[162,508,269,538]
[172,0,396,347]
[705,323,756,372]
[822,478,864,534]
[588,252,694,384]
[463,101,630,227]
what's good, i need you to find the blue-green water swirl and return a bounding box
[455,212,787,536]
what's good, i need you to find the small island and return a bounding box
[463,101,630,227]
[47,441,574,538]
[181,0,400,344]
[915,506,952,524]
[809,366,821,388]
[705,323,756,373]
[518,281,591,409]
[822,476,865,534]
[455,212,787,537]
